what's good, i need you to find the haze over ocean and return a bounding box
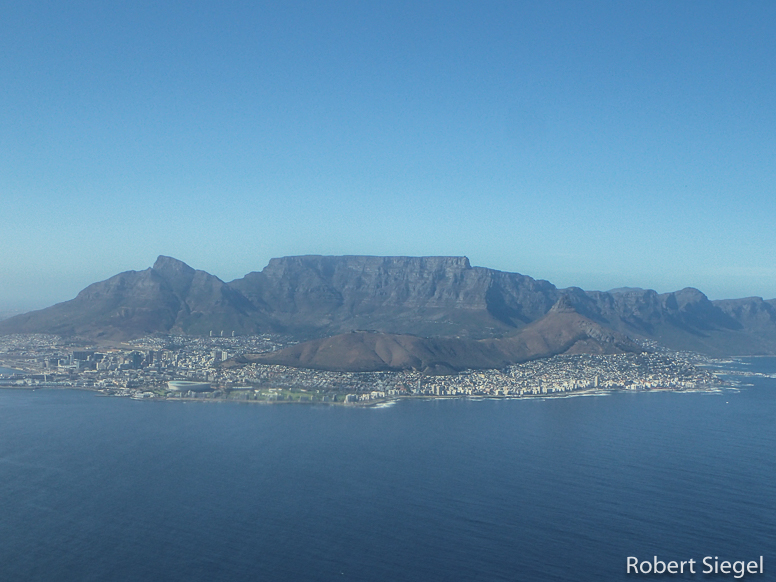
[2,2,776,310]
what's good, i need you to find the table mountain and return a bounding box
[2,254,776,356]
[228,255,557,339]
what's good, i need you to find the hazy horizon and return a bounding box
[3,2,775,309]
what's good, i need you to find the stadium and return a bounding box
[167,380,212,392]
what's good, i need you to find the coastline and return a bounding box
[1,346,747,406]
[0,381,736,407]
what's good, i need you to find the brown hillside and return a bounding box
[240,298,640,374]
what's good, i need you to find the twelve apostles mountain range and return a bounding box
[2,255,776,373]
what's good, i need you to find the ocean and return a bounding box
[1,358,774,581]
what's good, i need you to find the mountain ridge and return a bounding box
[1,254,775,356]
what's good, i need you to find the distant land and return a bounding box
[2,255,776,372]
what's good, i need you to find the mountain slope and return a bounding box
[242,298,640,373]
[565,287,776,355]
[0,256,266,340]
[2,254,776,355]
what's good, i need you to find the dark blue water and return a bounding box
[1,359,775,581]
[0,366,23,375]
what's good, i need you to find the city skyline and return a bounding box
[3,1,776,310]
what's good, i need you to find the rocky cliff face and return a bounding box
[228,255,561,338]
[2,255,776,355]
[0,268,178,339]
[0,257,265,340]
[561,286,776,355]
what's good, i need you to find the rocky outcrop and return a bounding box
[229,255,561,338]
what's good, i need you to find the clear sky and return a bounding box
[2,1,775,310]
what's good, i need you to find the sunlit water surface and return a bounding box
[1,359,775,581]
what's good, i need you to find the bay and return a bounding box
[1,358,774,581]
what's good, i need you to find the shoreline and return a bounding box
[0,382,736,407]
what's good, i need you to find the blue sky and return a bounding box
[2,1,775,309]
